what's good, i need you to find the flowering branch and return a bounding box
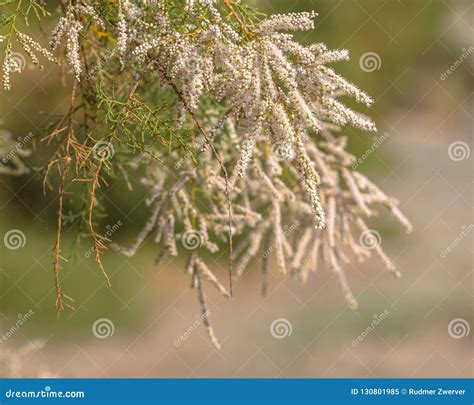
[0,1,412,348]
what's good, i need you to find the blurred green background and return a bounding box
[0,0,472,377]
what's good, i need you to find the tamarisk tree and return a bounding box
[1,0,411,349]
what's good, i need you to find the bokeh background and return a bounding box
[0,0,472,377]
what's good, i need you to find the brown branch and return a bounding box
[52,79,78,317]
[84,72,146,287]
[87,155,111,287]
[155,62,234,298]
[194,266,221,350]
[223,0,252,39]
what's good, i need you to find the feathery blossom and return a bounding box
[0,1,411,349]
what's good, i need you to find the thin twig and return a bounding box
[53,79,78,316]
[155,62,234,299]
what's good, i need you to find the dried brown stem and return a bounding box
[223,0,252,38]
[87,155,111,286]
[52,79,78,316]
[156,62,234,299]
